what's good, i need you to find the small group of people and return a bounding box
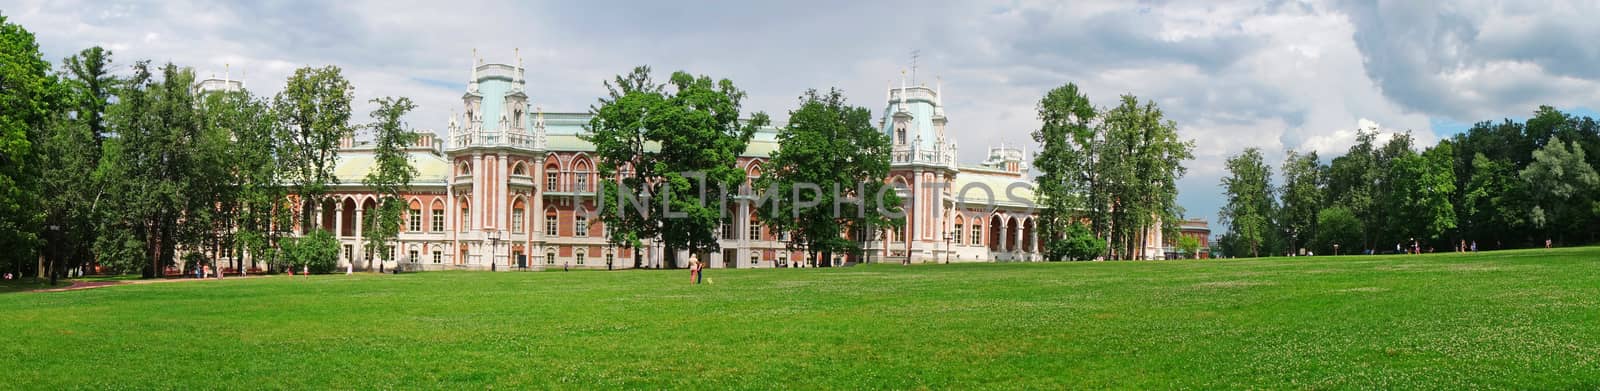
[688,254,705,284]
[3,272,12,280]
[1456,240,1479,253]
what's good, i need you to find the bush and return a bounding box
[1313,206,1363,255]
[1048,222,1105,261]
[282,229,340,274]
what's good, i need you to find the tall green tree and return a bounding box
[1219,148,1274,257]
[1384,141,1457,244]
[1030,82,1101,261]
[1278,149,1324,253]
[361,97,419,270]
[275,66,354,232]
[755,88,899,267]
[1098,95,1193,259]
[95,62,204,276]
[585,66,769,267]
[1519,137,1599,243]
[1326,129,1378,249]
[0,13,61,277]
[61,46,115,145]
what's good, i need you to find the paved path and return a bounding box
[29,275,275,293]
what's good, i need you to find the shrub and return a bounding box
[283,229,340,273]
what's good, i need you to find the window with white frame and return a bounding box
[432,251,442,264]
[431,209,443,232]
[546,251,556,265]
[409,208,421,232]
[970,224,982,246]
[576,172,588,192]
[575,250,585,265]
[575,214,588,237]
[748,222,761,241]
[409,250,419,263]
[954,223,964,245]
[547,172,558,190]
[512,208,525,233]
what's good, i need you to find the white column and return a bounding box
[354,206,364,263]
[334,204,344,238]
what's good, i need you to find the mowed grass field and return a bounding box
[3,248,1599,389]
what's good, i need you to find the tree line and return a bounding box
[0,15,418,282]
[1218,106,1600,257]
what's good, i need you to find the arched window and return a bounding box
[954,215,965,246]
[545,164,559,190]
[545,208,559,237]
[511,198,526,233]
[575,249,586,265]
[970,217,982,246]
[895,123,907,145]
[575,211,589,238]
[512,162,527,176]
[458,161,471,176]
[546,250,556,265]
[408,200,422,232]
[458,197,471,232]
[574,160,591,192]
[430,200,445,232]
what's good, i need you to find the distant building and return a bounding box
[1164,218,1212,259]
[252,53,1174,271]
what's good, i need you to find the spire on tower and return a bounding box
[899,69,907,112]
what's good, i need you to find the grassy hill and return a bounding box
[3,247,1597,389]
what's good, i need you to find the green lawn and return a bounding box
[3,248,1599,389]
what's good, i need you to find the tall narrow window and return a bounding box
[409,208,421,232]
[575,250,586,265]
[970,224,981,246]
[575,214,589,237]
[749,222,761,241]
[546,251,556,265]
[432,251,442,264]
[576,172,588,192]
[431,209,444,232]
[546,209,558,236]
[512,209,525,233]
[954,223,964,245]
[547,172,558,190]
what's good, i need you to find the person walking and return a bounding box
[688,254,701,284]
[1470,241,1478,253]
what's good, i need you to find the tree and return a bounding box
[95,62,205,277]
[0,13,62,278]
[1031,82,1099,261]
[1219,148,1274,257]
[1326,129,1379,249]
[61,46,116,145]
[1050,221,1105,261]
[585,66,769,267]
[1461,153,1521,247]
[282,229,339,274]
[1098,95,1193,260]
[275,66,354,232]
[361,97,419,270]
[1278,149,1323,253]
[1176,235,1202,259]
[755,88,898,266]
[1519,137,1599,243]
[1312,206,1362,255]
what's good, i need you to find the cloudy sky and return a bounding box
[5,0,1599,227]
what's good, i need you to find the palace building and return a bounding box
[250,53,1180,271]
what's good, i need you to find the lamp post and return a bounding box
[487,230,501,271]
[943,231,953,264]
